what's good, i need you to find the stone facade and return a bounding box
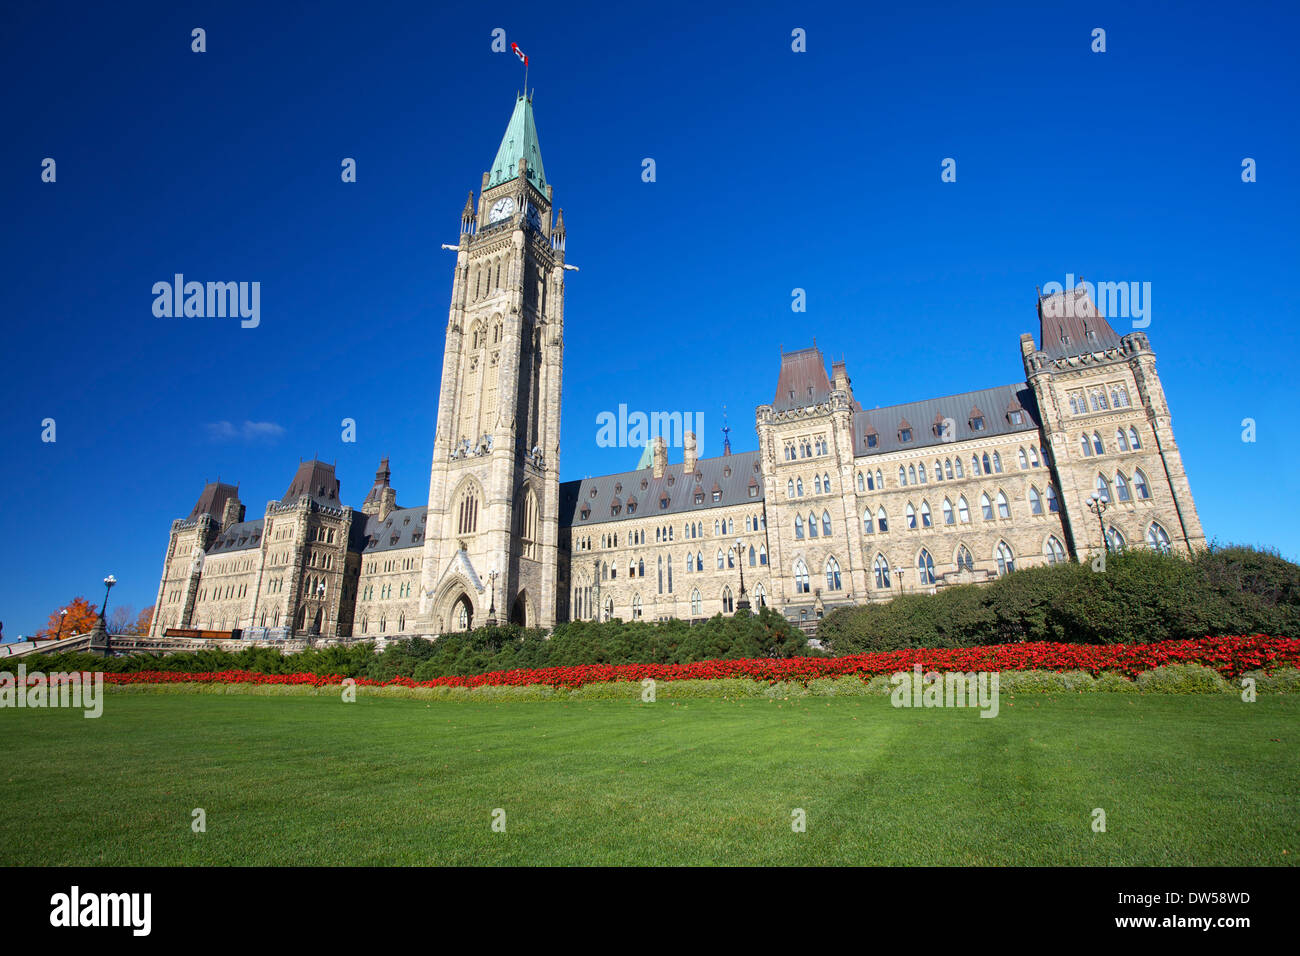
[150,94,1204,640]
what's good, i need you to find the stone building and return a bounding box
[150,92,1204,639]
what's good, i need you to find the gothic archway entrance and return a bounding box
[453,593,473,632]
[510,591,528,626]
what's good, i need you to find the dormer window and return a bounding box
[971,416,985,431]
[866,434,878,448]
[694,491,704,504]
[659,496,669,510]
[1009,410,1024,425]
[712,490,721,502]
[899,428,912,442]
[580,505,590,520]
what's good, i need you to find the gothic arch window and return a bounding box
[857,472,865,492]
[787,478,794,498]
[992,452,1002,473]
[917,549,935,585]
[749,545,756,567]
[996,491,1010,519]
[690,589,703,616]
[813,474,821,494]
[796,478,804,497]
[721,586,734,614]
[899,466,907,486]
[875,469,883,489]
[1147,522,1172,553]
[632,593,643,619]
[696,550,703,571]
[873,554,891,589]
[905,502,917,529]
[958,496,970,523]
[956,545,974,572]
[456,482,481,535]
[825,557,842,591]
[920,500,932,528]
[971,455,980,476]
[518,485,539,558]
[917,464,927,484]
[1081,434,1093,457]
[1030,446,1040,467]
[1115,471,1132,502]
[863,508,874,534]
[934,460,943,481]
[823,472,831,490]
[1128,427,1142,450]
[980,493,993,520]
[759,544,768,565]
[865,471,875,491]
[1131,468,1151,500]
[795,514,804,539]
[1045,535,1066,565]
[657,556,664,594]
[822,510,832,536]
[954,458,964,478]
[1095,472,1112,502]
[753,583,766,607]
[1106,526,1127,552]
[793,559,810,594]
[728,546,736,569]
[805,511,817,538]
[1116,428,1129,451]
[877,506,889,533]
[1093,432,1104,455]
[945,458,954,480]
[1028,486,1043,515]
[908,465,917,485]
[942,498,954,525]
[995,541,1015,576]
[1018,448,1029,469]
[1046,483,1060,512]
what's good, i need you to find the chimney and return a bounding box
[683,432,698,474]
[652,436,668,479]
[220,493,245,530]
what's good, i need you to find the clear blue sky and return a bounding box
[2,0,1297,638]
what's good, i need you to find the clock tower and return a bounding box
[419,93,567,631]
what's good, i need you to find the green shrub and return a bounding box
[1134,664,1232,694]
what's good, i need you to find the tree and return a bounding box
[37,597,99,640]
[109,605,136,635]
[134,606,155,635]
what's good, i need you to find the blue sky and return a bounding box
[2,0,1297,638]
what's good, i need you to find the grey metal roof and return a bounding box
[207,518,265,554]
[852,384,1042,458]
[561,450,764,528]
[357,506,428,553]
[772,347,832,412]
[283,459,342,507]
[189,481,239,521]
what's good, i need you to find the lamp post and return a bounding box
[91,574,117,657]
[54,608,68,642]
[100,574,117,624]
[893,566,904,598]
[1088,491,1110,553]
[733,538,750,613]
[485,566,499,626]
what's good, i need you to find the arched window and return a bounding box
[995,541,1015,576]
[1018,448,1029,469]
[1106,526,1127,552]
[863,509,874,534]
[691,589,703,616]
[1030,446,1040,467]
[958,496,970,523]
[908,464,917,485]
[657,556,664,594]
[822,510,832,536]
[920,500,932,528]
[899,466,907,486]
[857,472,864,492]
[1045,535,1066,565]
[971,455,980,476]
[808,511,819,538]
[942,498,954,525]
[866,471,875,491]
[917,549,935,585]
[793,559,810,594]
[1081,434,1092,457]
[632,594,642,620]
[754,583,766,607]
[1046,483,1059,513]
[996,491,1010,519]
[1129,427,1142,450]
[823,472,831,491]
[873,554,891,589]
[716,548,725,569]
[992,452,1002,473]
[1116,428,1129,452]
[1133,469,1151,499]
[957,545,974,572]
[877,506,889,533]
[825,557,842,591]
[814,474,822,494]
[748,545,756,567]
[728,547,736,568]
[905,502,917,529]
[1093,432,1104,455]
[982,453,991,475]
[457,483,480,534]
[796,478,804,497]
[604,597,614,622]
[1029,486,1042,514]
[1095,473,1112,502]
[1115,471,1132,502]
[696,551,703,571]
[980,493,993,520]
[638,558,645,577]
[721,586,734,614]
[1147,522,1172,553]
[794,514,804,539]
[759,545,768,565]
[875,469,883,489]
[954,458,964,478]
[945,459,955,480]
[787,479,794,498]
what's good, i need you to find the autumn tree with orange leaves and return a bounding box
[36,597,100,641]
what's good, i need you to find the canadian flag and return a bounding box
[511,42,528,67]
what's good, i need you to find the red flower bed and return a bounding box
[96,635,1298,691]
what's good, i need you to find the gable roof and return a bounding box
[561,450,764,529]
[852,384,1041,458]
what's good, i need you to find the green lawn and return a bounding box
[2,692,1296,865]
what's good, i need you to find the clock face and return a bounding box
[489,197,516,223]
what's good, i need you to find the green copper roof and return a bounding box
[635,440,654,471]
[488,95,547,192]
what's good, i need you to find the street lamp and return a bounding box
[1088,491,1110,552]
[100,574,117,624]
[733,538,750,613]
[485,566,499,626]
[54,608,68,642]
[892,566,904,598]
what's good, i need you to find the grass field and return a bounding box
[2,692,1296,865]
